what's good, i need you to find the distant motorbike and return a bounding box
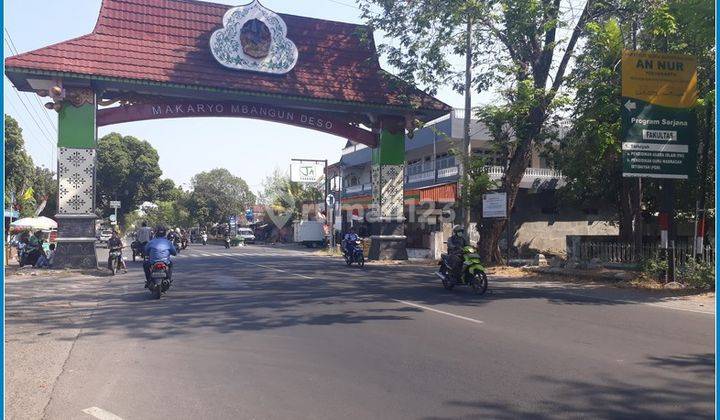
[202,234,208,246]
[146,259,172,300]
[437,245,488,295]
[108,247,124,275]
[343,240,365,267]
[131,240,146,261]
[181,235,189,250]
[224,237,231,249]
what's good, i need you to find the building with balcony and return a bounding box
[328,109,617,255]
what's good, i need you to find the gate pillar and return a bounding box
[369,117,408,260]
[52,88,99,269]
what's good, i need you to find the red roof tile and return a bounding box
[5,0,449,116]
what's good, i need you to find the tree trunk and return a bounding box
[477,107,543,263]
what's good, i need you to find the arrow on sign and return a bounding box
[624,100,637,112]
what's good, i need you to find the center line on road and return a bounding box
[393,299,484,325]
[82,407,124,420]
[223,256,316,280]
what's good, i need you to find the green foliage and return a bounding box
[640,256,669,281]
[4,115,35,205]
[459,156,496,208]
[548,19,624,209]
[259,168,323,221]
[143,200,191,229]
[96,132,163,218]
[358,0,494,95]
[680,258,715,289]
[187,168,255,228]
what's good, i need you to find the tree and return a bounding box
[362,0,598,262]
[4,115,35,208]
[96,132,163,220]
[187,168,255,228]
[31,166,57,218]
[550,0,715,243]
[259,169,323,222]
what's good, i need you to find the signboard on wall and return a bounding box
[621,50,698,179]
[290,161,324,183]
[482,192,507,218]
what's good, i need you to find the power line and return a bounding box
[4,30,58,134]
[8,82,57,163]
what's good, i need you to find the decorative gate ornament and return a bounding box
[58,147,95,214]
[210,0,298,74]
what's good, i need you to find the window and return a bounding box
[422,156,433,172]
[345,175,359,187]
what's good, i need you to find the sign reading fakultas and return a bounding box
[621,50,698,179]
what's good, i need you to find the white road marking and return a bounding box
[393,299,484,325]
[82,407,124,420]
[223,256,315,280]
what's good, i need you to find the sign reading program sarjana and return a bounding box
[621,50,698,179]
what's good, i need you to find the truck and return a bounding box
[297,221,327,248]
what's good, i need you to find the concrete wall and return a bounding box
[509,190,618,256]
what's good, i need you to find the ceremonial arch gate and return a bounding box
[5,0,449,268]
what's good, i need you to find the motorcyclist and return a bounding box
[136,221,152,248]
[447,225,468,275]
[143,226,177,284]
[107,229,127,273]
[342,227,360,255]
[201,231,208,245]
[23,231,43,267]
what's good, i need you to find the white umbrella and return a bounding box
[10,216,58,230]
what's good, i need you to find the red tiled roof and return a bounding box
[5,0,449,115]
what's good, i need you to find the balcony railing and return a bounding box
[437,166,459,178]
[345,184,364,194]
[344,183,372,195]
[485,165,563,178]
[407,171,435,183]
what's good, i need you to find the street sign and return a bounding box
[482,192,507,218]
[109,214,117,222]
[325,194,336,207]
[109,200,121,208]
[245,208,254,222]
[290,161,324,183]
[621,50,698,179]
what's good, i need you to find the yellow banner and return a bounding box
[622,50,697,108]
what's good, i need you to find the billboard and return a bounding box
[621,50,698,179]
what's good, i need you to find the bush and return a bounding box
[640,256,668,281]
[680,258,715,290]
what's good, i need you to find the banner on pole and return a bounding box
[621,50,698,179]
[290,161,324,183]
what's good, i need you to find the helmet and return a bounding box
[155,226,167,237]
[453,225,465,233]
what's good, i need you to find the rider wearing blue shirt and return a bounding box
[343,227,359,254]
[143,226,177,282]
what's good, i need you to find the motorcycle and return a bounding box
[108,247,124,275]
[201,234,208,246]
[180,235,189,250]
[131,240,145,261]
[146,259,172,299]
[437,245,488,295]
[18,245,41,267]
[343,240,365,267]
[224,237,231,249]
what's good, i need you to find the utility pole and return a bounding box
[631,22,643,258]
[460,14,473,231]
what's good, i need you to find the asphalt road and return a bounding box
[6,244,715,419]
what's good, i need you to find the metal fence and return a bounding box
[579,242,715,267]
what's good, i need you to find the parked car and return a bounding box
[237,227,256,244]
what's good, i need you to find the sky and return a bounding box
[4,0,493,193]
